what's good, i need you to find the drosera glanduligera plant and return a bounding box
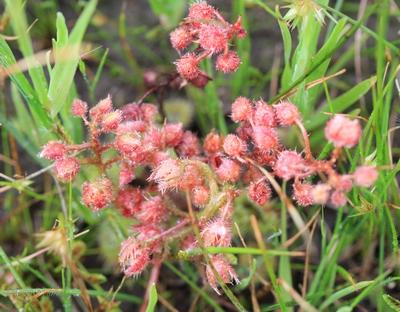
[2,0,398,310]
[38,1,380,304]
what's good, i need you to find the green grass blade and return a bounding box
[145,284,158,312]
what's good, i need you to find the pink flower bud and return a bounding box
[177,131,200,157]
[311,184,331,205]
[188,1,216,20]
[135,224,163,252]
[201,217,232,247]
[81,177,113,211]
[101,110,122,132]
[140,103,158,122]
[143,127,163,150]
[71,99,88,118]
[215,51,241,73]
[330,190,347,207]
[248,180,271,206]
[149,158,183,192]
[115,133,141,157]
[231,97,252,122]
[252,126,279,151]
[293,181,313,206]
[163,123,183,147]
[54,157,80,182]
[137,196,167,224]
[353,166,378,187]
[273,101,300,126]
[236,122,253,140]
[170,26,193,50]
[149,151,169,167]
[117,121,147,134]
[175,53,200,80]
[191,185,210,206]
[89,95,113,122]
[274,151,311,180]
[180,164,203,189]
[335,175,353,192]
[253,100,276,127]
[40,141,67,160]
[204,131,222,154]
[206,255,239,295]
[119,162,135,186]
[223,134,246,157]
[250,149,276,166]
[325,115,362,148]
[199,24,227,53]
[121,103,142,121]
[119,237,150,277]
[216,158,241,183]
[115,187,142,217]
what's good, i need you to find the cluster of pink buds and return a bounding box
[40,94,378,294]
[170,1,246,87]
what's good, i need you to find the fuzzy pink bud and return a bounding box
[54,157,80,182]
[81,177,113,211]
[216,158,241,183]
[253,100,276,127]
[353,166,378,187]
[191,185,210,206]
[140,103,158,122]
[115,187,142,217]
[216,51,241,73]
[311,184,331,205]
[137,196,167,224]
[248,181,271,206]
[231,97,252,122]
[115,134,141,157]
[274,151,311,180]
[330,190,347,207]
[71,99,88,118]
[119,237,150,277]
[170,26,193,50]
[163,123,184,147]
[223,134,246,157]
[273,101,300,126]
[177,131,200,157]
[117,121,147,134]
[325,115,362,148]
[204,131,222,154]
[180,164,203,189]
[40,141,67,160]
[201,217,232,247]
[206,255,239,295]
[89,95,112,121]
[198,24,227,53]
[252,126,279,151]
[150,158,183,192]
[101,110,122,132]
[293,181,313,206]
[188,1,216,20]
[119,162,135,186]
[175,53,200,80]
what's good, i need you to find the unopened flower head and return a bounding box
[216,158,241,183]
[191,185,210,206]
[253,100,276,127]
[177,131,200,157]
[150,158,183,192]
[188,1,216,21]
[248,180,271,206]
[353,166,378,188]
[119,237,150,277]
[223,134,246,157]
[216,51,241,73]
[175,53,200,81]
[54,157,80,182]
[40,141,67,160]
[115,187,142,217]
[274,150,311,180]
[325,115,362,148]
[252,126,279,151]
[203,131,222,154]
[71,99,88,118]
[201,217,232,247]
[137,196,166,224]
[231,97,252,122]
[293,181,314,206]
[273,101,300,126]
[206,255,239,295]
[170,26,193,51]
[81,177,113,211]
